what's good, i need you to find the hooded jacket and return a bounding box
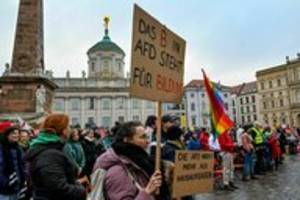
[26,141,86,200]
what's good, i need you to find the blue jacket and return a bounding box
[0,144,25,195]
[187,139,201,150]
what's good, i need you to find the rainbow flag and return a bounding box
[202,69,234,138]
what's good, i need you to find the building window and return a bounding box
[88,117,95,124]
[54,98,65,111]
[296,89,300,103]
[252,95,255,103]
[224,103,228,110]
[269,80,272,88]
[190,93,194,98]
[241,107,244,114]
[232,100,235,106]
[102,116,111,127]
[263,102,267,109]
[71,117,80,126]
[201,93,205,98]
[240,98,243,105]
[277,79,281,87]
[118,116,125,123]
[101,98,111,110]
[224,93,228,98]
[191,115,197,126]
[91,62,95,72]
[253,114,257,121]
[252,105,256,112]
[118,63,122,72]
[70,98,80,111]
[260,82,265,90]
[87,97,95,110]
[133,115,139,121]
[233,108,236,114]
[146,101,154,109]
[132,99,141,109]
[116,97,126,109]
[246,106,250,112]
[247,115,251,123]
[271,100,275,108]
[191,103,196,111]
[280,99,284,107]
[241,116,245,124]
[246,97,249,103]
[102,60,110,72]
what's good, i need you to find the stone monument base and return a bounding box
[0,74,57,123]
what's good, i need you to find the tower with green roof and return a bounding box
[87,17,125,79]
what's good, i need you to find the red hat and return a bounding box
[0,121,18,135]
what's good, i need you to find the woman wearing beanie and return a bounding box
[0,121,26,200]
[26,113,86,200]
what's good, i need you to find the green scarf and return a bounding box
[30,131,61,148]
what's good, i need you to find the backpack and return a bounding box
[87,167,142,200]
[87,168,107,200]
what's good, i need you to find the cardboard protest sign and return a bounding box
[130,4,186,103]
[172,151,214,197]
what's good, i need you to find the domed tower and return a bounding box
[87,17,125,79]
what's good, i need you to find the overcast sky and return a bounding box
[1,0,300,85]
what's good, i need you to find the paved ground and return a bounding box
[195,155,300,200]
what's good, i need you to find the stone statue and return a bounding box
[3,63,10,76]
[36,85,46,113]
[66,70,70,78]
[82,70,86,78]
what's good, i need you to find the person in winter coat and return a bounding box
[93,121,170,200]
[26,113,86,200]
[161,126,185,162]
[187,132,201,150]
[218,130,238,190]
[199,128,210,151]
[268,128,281,170]
[63,128,86,175]
[80,129,100,177]
[241,128,255,181]
[161,126,193,200]
[0,121,26,200]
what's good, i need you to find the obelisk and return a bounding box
[0,0,57,122]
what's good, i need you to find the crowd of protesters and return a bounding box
[0,113,299,200]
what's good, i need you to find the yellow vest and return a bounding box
[252,127,263,145]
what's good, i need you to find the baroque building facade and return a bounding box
[256,54,300,127]
[184,80,235,129]
[51,18,156,128]
[232,81,260,126]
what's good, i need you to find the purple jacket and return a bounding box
[93,149,155,200]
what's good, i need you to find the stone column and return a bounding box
[11,0,44,74]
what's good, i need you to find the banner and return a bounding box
[172,151,214,197]
[130,4,186,103]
